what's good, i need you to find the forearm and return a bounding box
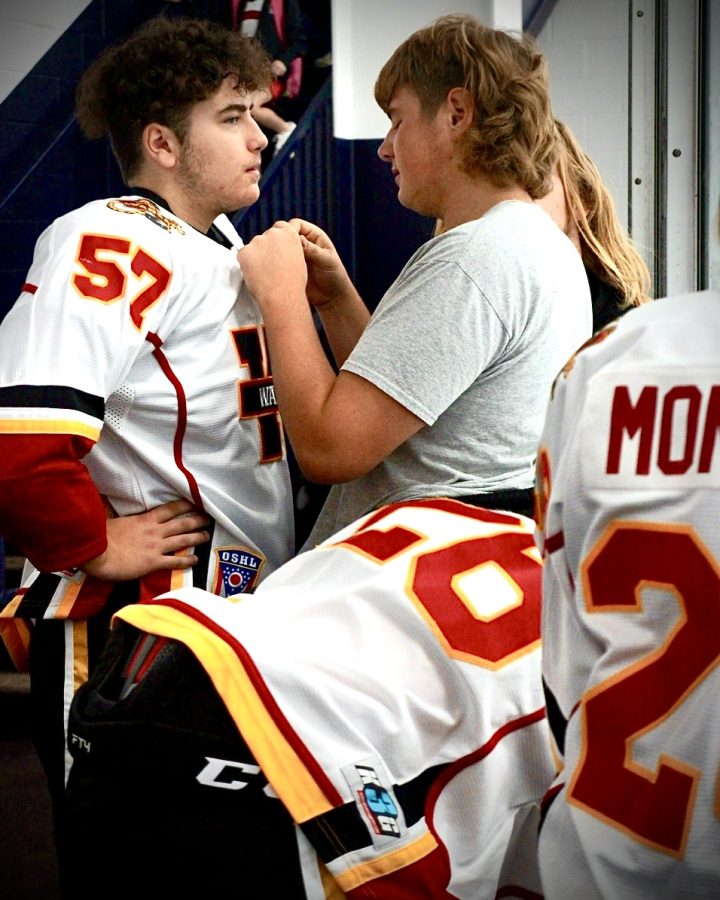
[238,222,374,477]
[314,283,371,368]
[261,292,343,478]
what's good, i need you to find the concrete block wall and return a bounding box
[0,1,92,104]
[535,0,630,230]
[0,1,172,322]
[0,1,105,321]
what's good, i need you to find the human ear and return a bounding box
[446,87,473,133]
[142,123,181,170]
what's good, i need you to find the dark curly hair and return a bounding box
[374,14,557,199]
[76,15,272,181]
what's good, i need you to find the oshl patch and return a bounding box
[342,756,406,849]
[212,547,265,597]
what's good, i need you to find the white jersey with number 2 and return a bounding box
[536,290,720,900]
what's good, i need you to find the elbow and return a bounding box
[293,446,374,485]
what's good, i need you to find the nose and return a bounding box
[377,132,393,162]
[250,115,269,152]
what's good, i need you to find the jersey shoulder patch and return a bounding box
[107,198,185,235]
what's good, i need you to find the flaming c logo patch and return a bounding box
[107,198,185,234]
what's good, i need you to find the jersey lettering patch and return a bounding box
[342,757,405,848]
[582,369,720,489]
[213,547,265,597]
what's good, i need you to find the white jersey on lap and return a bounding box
[119,497,555,899]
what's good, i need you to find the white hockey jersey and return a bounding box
[118,496,554,899]
[535,290,720,899]
[0,195,293,650]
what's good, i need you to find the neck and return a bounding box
[164,195,215,234]
[440,175,532,231]
[130,173,215,233]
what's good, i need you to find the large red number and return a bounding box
[338,499,542,668]
[73,234,129,301]
[411,530,541,666]
[570,523,720,856]
[72,234,170,329]
[129,248,171,329]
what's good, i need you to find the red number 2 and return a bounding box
[571,523,720,856]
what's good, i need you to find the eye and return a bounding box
[225,115,240,124]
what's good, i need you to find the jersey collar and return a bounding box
[126,186,234,249]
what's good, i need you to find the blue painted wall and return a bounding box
[333,138,434,311]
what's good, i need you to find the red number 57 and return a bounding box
[72,233,171,330]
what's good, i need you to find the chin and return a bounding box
[236,187,260,209]
[398,195,424,216]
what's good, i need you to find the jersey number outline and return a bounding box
[72,233,171,330]
[337,499,542,669]
[570,522,720,856]
[231,327,283,464]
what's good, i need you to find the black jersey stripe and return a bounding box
[300,762,447,863]
[11,572,62,618]
[192,520,215,589]
[542,677,567,756]
[0,385,104,418]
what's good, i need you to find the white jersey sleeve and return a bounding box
[535,289,720,900]
[117,497,555,899]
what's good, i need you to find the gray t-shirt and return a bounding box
[305,200,592,547]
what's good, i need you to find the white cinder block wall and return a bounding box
[0,0,92,103]
[536,0,631,231]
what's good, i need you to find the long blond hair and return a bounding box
[555,119,652,308]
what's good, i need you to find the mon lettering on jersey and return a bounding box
[579,369,720,489]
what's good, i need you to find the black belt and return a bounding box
[456,487,535,519]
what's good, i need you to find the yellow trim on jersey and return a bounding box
[319,861,346,899]
[170,567,189,591]
[116,603,336,822]
[0,419,101,440]
[72,621,90,692]
[0,619,32,672]
[0,591,25,617]
[333,831,438,893]
[56,578,86,618]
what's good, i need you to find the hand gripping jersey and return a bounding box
[535,290,720,899]
[0,195,294,666]
[116,497,554,898]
